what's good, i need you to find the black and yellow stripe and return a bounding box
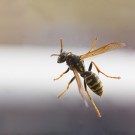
[84,71,103,96]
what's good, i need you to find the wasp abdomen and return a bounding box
[84,71,103,96]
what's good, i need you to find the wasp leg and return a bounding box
[80,38,97,59]
[89,37,98,52]
[84,80,101,118]
[58,76,75,99]
[89,61,121,79]
[54,68,69,81]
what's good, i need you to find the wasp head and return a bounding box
[57,52,68,63]
[51,39,69,63]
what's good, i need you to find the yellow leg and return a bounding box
[54,68,69,81]
[86,90,101,118]
[84,80,101,118]
[91,61,121,79]
[58,77,75,99]
[89,37,98,52]
[80,37,97,59]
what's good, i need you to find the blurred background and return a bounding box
[0,0,135,134]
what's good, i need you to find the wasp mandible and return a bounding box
[51,38,126,118]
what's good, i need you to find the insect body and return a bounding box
[51,38,126,118]
[66,54,103,96]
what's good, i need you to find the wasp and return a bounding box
[51,38,126,118]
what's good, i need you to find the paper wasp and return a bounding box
[51,38,126,118]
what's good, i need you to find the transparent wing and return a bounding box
[72,68,89,107]
[80,42,126,59]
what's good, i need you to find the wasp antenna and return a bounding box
[51,54,59,57]
[95,37,98,40]
[60,39,63,53]
[120,42,126,47]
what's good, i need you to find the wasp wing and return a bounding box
[80,42,126,59]
[72,68,89,107]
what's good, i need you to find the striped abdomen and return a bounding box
[84,71,103,96]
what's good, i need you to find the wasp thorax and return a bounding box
[57,52,68,63]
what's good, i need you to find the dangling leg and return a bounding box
[58,76,75,99]
[54,68,69,81]
[88,61,120,79]
[84,80,101,118]
[88,61,93,71]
